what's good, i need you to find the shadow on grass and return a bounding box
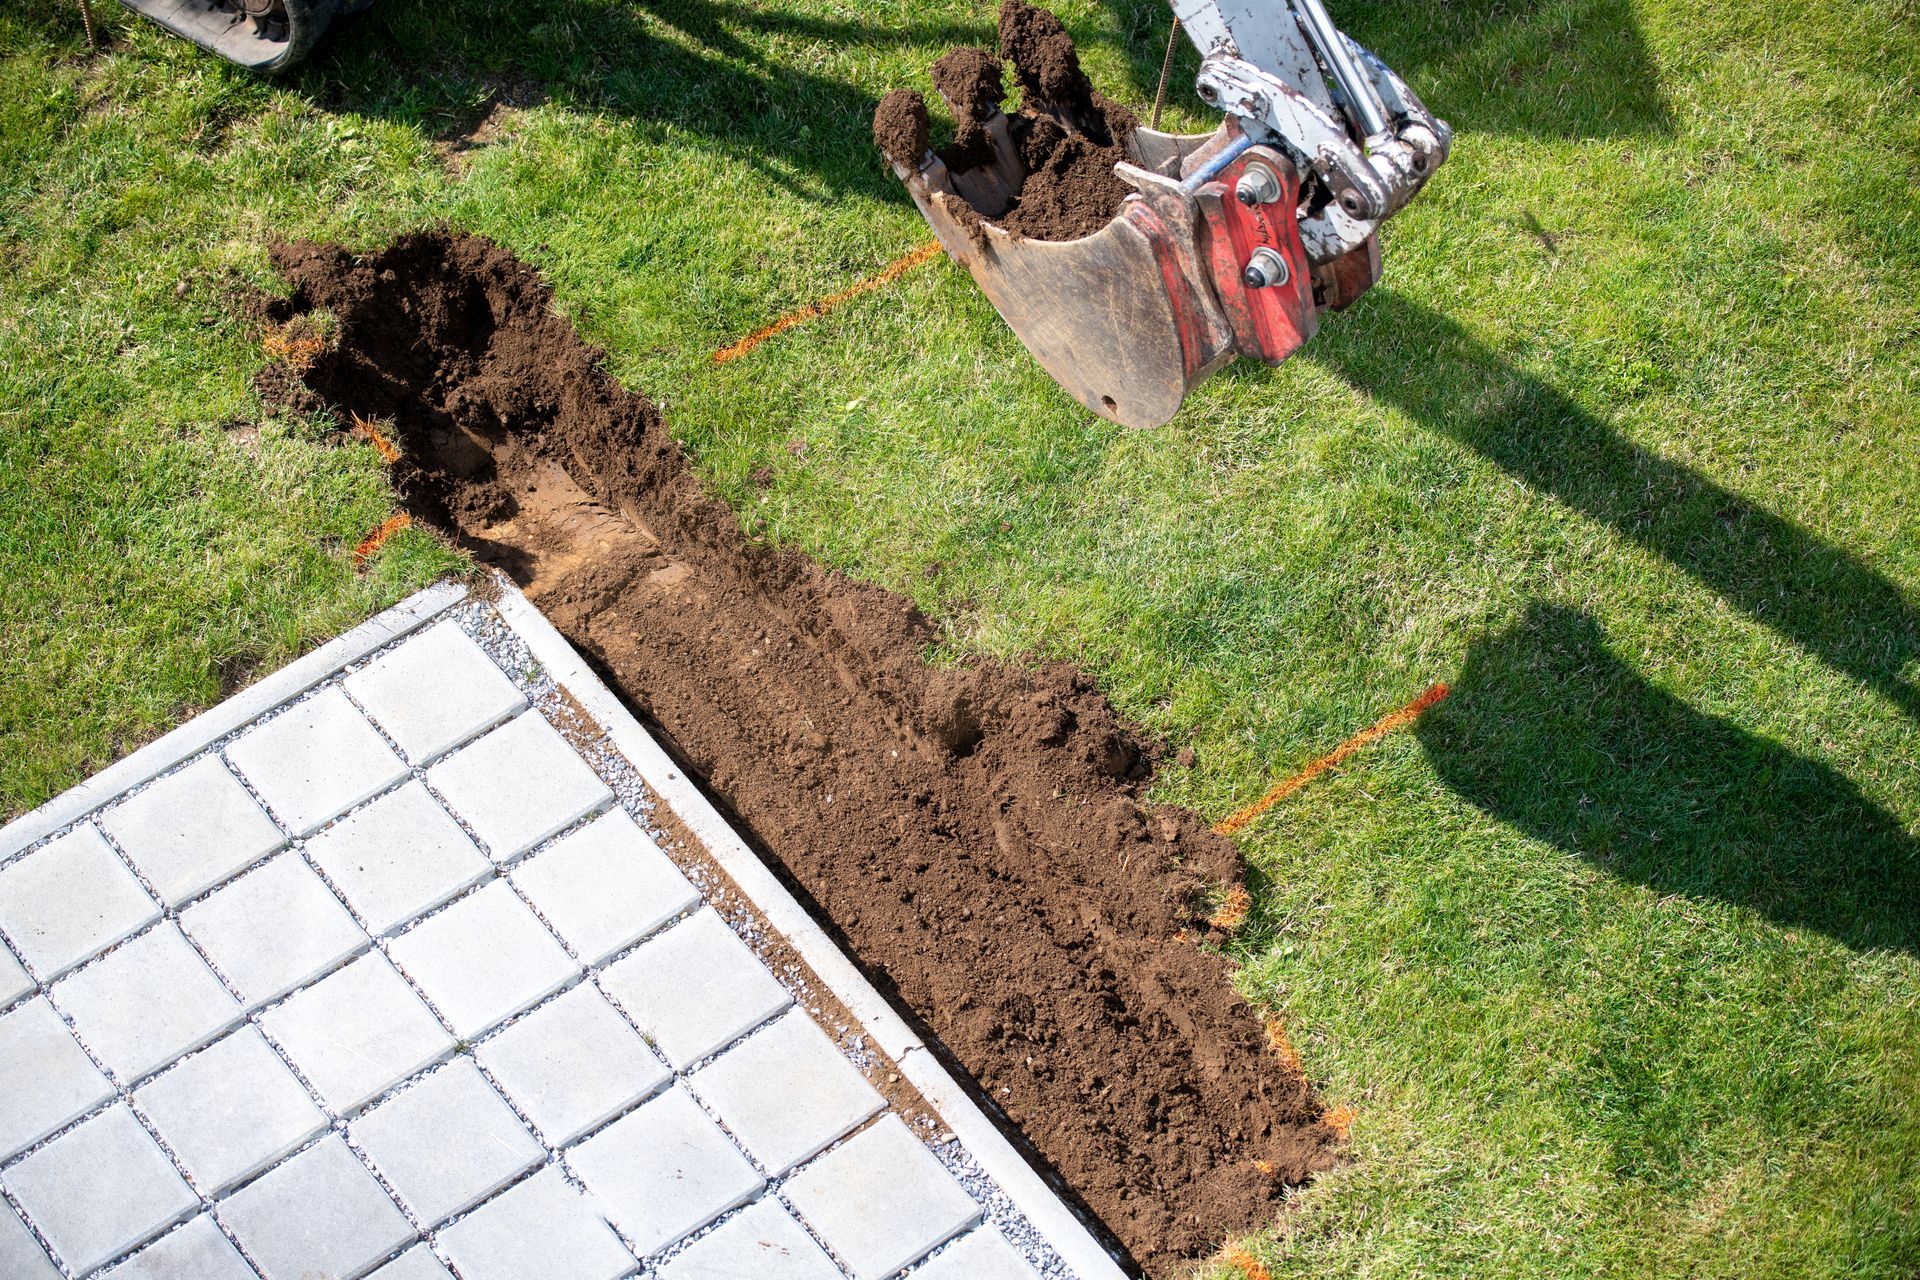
[1098,0,1670,139]
[1417,602,1920,955]
[1313,291,1920,720]
[292,0,992,201]
[1340,0,1672,139]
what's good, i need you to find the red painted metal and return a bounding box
[1193,147,1316,366]
[1122,199,1210,383]
[1312,233,1382,312]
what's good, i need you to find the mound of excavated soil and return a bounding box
[881,0,1140,242]
[269,231,1337,1275]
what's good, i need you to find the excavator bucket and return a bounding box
[885,112,1375,429]
[875,0,1441,429]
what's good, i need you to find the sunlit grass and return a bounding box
[2,0,1916,1273]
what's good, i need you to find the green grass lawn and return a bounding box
[4,0,1917,1274]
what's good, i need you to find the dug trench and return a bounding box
[269,230,1338,1275]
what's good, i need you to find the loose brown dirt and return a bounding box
[878,0,1140,242]
[269,230,1338,1276]
[930,46,1004,170]
[872,88,931,171]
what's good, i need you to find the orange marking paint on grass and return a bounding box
[1208,884,1251,930]
[262,321,326,371]
[1265,1020,1304,1075]
[713,241,943,365]
[1223,1245,1274,1280]
[350,412,400,463]
[1214,682,1450,837]
[1323,1103,1356,1140]
[352,513,411,567]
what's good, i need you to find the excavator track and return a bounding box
[116,0,354,71]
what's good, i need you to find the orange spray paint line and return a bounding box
[713,242,943,365]
[352,513,411,567]
[1223,1244,1274,1280]
[1208,884,1251,930]
[1214,683,1450,836]
[1265,1020,1304,1075]
[350,413,401,463]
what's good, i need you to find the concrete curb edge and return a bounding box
[0,582,470,861]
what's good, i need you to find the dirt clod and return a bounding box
[998,0,1096,111]
[873,89,931,170]
[932,45,1006,118]
[271,230,1338,1275]
[931,46,1007,170]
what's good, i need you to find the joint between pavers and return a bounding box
[9,818,302,1278]
[0,1179,68,1280]
[0,929,43,1020]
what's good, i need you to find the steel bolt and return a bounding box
[1242,247,1290,289]
[1235,162,1282,207]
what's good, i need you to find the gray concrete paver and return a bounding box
[0,997,114,1160]
[133,1027,327,1195]
[0,825,159,980]
[101,1214,257,1280]
[367,1243,455,1279]
[179,854,367,1008]
[349,1058,544,1226]
[0,946,32,1007]
[435,1166,634,1280]
[784,1115,982,1280]
[0,1202,59,1279]
[566,1085,763,1258]
[913,1228,1044,1280]
[100,756,284,907]
[225,687,408,835]
[473,982,668,1146]
[345,620,527,765]
[2,1104,197,1275]
[50,925,241,1083]
[257,952,452,1113]
[597,908,792,1069]
[302,782,491,936]
[511,808,699,965]
[688,1010,884,1175]
[655,1198,842,1280]
[386,880,576,1041]
[425,712,612,861]
[216,1136,415,1280]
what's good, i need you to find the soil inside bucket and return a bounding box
[269,230,1338,1276]
[886,0,1141,241]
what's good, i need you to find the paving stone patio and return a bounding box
[0,582,1125,1280]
